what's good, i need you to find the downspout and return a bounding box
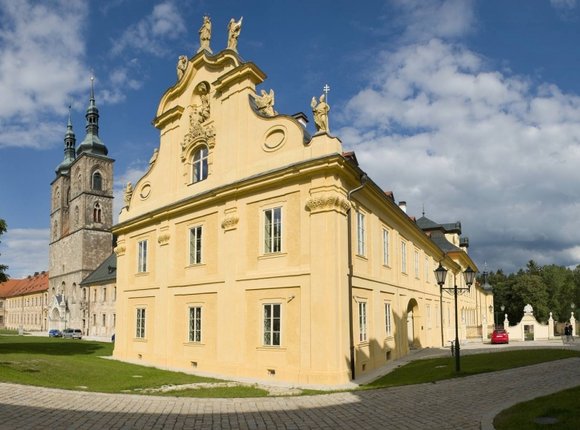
[347,173,368,381]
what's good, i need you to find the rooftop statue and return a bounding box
[198,15,212,54]
[255,89,277,116]
[311,94,330,133]
[124,182,133,208]
[176,55,188,81]
[227,17,243,52]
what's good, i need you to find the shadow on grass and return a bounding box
[0,338,111,357]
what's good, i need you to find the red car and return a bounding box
[491,329,509,344]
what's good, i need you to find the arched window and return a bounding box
[192,146,208,183]
[93,202,102,223]
[66,187,71,206]
[92,171,102,191]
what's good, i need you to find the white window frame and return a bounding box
[359,301,368,342]
[136,308,146,338]
[382,228,389,266]
[414,250,420,278]
[263,303,281,346]
[137,240,148,273]
[401,241,407,273]
[189,306,202,342]
[385,302,392,336]
[263,207,282,254]
[357,211,366,256]
[189,225,203,265]
[192,146,209,183]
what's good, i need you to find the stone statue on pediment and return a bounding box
[255,89,277,116]
[177,55,188,81]
[198,16,212,54]
[227,17,243,52]
[311,94,330,133]
[124,182,133,208]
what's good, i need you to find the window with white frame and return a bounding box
[189,226,203,265]
[435,305,440,327]
[264,207,282,253]
[137,240,148,273]
[357,212,366,256]
[136,308,146,338]
[263,303,281,346]
[385,302,392,336]
[382,228,389,266]
[189,306,202,342]
[425,256,429,282]
[192,146,209,183]
[401,241,407,273]
[359,301,368,342]
[414,250,419,278]
[426,304,432,328]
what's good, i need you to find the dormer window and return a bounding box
[92,171,102,190]
[192,146,208,183]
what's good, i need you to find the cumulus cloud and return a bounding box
[0,0,89,149]
[110,1,186,57]
[338,0,580,272]
[0,228,49,278]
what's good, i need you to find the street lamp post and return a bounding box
[435,263,476,372]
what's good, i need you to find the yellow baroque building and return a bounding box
[112,46,491,386]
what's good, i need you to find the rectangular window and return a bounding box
[264,207,282,253]
[103,288,107,302]
[113,313,116,327]
[401,241,407,273]
[385,302,392,336]
[425,257,429,282]
[414,250,420,278]
[263,303,281,346]
[435,305,440,327]
[359,301,367,342]
[136,308,146,338]
[138,240,148,273]
[189,306,202,342]
[382,228,389,265]
[189,226,203,265]
[102,313,106,326]
[357,212,366,256]
[426,304,431,329]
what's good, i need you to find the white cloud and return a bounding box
[0,228,49,278]
[110,0,186,57]
[550,0,577,11]
[0,0,89,149]
[338,1,580,272]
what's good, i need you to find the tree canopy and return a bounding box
[484,260,580,324]
[0,219,8,282]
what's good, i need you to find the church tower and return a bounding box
[48,79,114,334]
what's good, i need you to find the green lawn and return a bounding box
[365,349,580,388]
[0,335,268,397]
[494,385,580,430]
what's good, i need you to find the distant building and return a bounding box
[0,272,48,331]
[47,81,115,336]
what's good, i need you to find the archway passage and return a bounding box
[407,299,420,349]
[50,308,63,330]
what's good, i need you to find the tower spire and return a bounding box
[55,105,77,175]
[77,76,108,156]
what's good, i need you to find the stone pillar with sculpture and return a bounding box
[571,312,576,337]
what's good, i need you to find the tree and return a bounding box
[0,219,8,282]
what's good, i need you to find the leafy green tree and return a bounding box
[0,219,8,282]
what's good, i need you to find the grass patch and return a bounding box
[0,335,261,397]
[0,328,18,335]
[494,385,580,430]
[157,385,270,398]
[365,349,580,389]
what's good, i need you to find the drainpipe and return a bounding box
[347,173,368,381]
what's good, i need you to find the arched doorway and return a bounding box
[407,299,420,349]
[50,308,62,330]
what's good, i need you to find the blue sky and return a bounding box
[2,0,580,278]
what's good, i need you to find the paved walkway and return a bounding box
[0,342,579,429]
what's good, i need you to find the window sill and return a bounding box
[184,341,205,347]
[355,254,368,261]
[133,338,147,343]
[256,346,286,351]
[186,263,206,269]
[135,272,149,277]
[258,252,287,260]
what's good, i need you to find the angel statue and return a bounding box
[311,94,330,133]
[227,17,243,51]
[198,15,212,53]
[255,89,277,116]
[176,55,188,81]
[124,182,133,208]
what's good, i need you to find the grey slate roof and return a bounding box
[80,253,116,286]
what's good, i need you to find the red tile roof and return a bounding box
[0,272,48,298]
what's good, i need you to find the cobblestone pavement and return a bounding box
[1,356,579,430]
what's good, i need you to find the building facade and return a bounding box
[111,34,490,386]
[48,83,114,334]
[0,272,49,332]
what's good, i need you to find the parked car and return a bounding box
[48,329,62,338]
[491,329,509,344]
[62,328,82,339]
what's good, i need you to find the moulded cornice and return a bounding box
[306,194,350,215]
